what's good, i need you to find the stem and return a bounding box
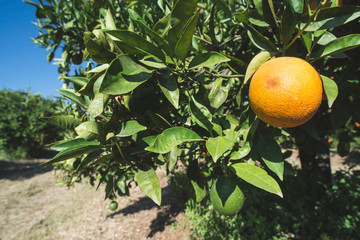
[286,1,325,51]
[209,74,244,78]
[285,21,312,50]
[113,139,127,164]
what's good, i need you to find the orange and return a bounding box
[109,201,118,211]
[210,176,245,215]
[249,57,323,128]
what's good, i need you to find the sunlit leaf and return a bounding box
[206,136,234,162]
[116,120,147,137]
[312,34,360,60]
[100,55,154,95]
[145,127,202,154]
[158,71,180,109]
[135,165,162,205]
[189,52,230,69]
[231,163,283,197]
[321,75,338,108]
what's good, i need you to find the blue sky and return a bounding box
[0,0,63,98]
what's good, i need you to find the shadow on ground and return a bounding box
[345,150,360,168]
[0,159,53,180]
[107,184,185,238]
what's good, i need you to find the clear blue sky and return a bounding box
[0,0,63,98]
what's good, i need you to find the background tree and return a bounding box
[0,89,65,159]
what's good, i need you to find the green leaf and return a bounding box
[135,165,162,206]
[206,136,234,163]
[189,52,230,69]
[132,135,157,155]
[158,71,180,109]
[87,64,109,74]
[286,0,303,16]
[164,146,178,172]
[41,115,81,129]
[190,179,207,202]
[63,76,88,87]
[189,95,213,134]
[212,0,231,17]
[155,154,167,174]
[100,55,154,95]
[45,141,101,165]
[280,6,297,45]
[76,150,105,172]
[154,13,171,37]
[51,138,99,151]
[116,120,147,137]
[267,0,278,27]
[105,9,116,30]
[168,0,198,58]
[253,0,266,18]
[75,121,104,141]
[57,89,87,108]
[317,31,337,45]
[321,75,338,108]
[301,32,313,52]
[246,25,278,52]
[145,127,202,154]
[169,0,197,35]
[303,6,360,32]
[140,57,167,69]
[230,141,251,160]
[103,30,166,61]
[128,9,173,57]
[231,163,283,198]
[248,10,270,27]
[84,31,116,63]
[208,78,228,109]
[88,74,108,120]
[312,34,360,60]
[78,72,105,98]
[88,93,108,120]
[244,51,272,86]
[174,10,200,60]
[257,138,284,181]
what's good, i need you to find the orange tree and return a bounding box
[28,0,360,213]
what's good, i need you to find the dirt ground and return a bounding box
[0,160,189,240]
[0,149,359,240]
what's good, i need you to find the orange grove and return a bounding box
[249,57,323,128]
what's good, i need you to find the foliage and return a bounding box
[27,0,360,214]
[0,89,65,159]
[182,168,360,240]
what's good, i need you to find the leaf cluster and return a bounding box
[29,0,360,208]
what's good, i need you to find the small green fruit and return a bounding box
[109,201,118,211]
[210,175,245,215]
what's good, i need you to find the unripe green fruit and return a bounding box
[210,175,245,215]
[109,201,118,211]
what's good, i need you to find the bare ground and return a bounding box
[0,149,359,240]
[0,160,189,240]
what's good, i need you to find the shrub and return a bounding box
[182,168,360,240]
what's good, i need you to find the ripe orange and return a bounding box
[249,57,323,128]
